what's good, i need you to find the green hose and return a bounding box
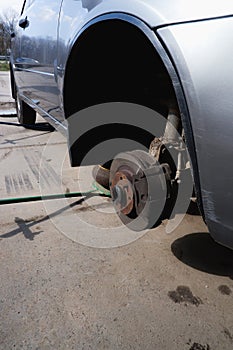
[92,181,111,197]
[0,182,111,205]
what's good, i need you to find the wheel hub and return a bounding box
[110,171,134,215]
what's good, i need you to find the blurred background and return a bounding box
[0,0,21,69]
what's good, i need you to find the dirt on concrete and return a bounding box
[0,73,233,349]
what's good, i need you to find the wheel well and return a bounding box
[64,19,179,166]
[64,19,177,117]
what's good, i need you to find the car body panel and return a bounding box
[58,0,233,81]
[157,17,233,247]
[60,0,233,31]
[12,0,62,122]
[13,0,233,123]
[10,1,233,248]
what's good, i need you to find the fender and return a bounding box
[157,17,233,247]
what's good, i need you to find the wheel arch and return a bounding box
[63,13,176,116]
[63,13,204,216]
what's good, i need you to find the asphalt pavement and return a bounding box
[0,71,233,350]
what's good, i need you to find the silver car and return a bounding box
[10,0,233,249]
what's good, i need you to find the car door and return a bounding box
[13,0,63,122]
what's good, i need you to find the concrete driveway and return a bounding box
[0,72,233,350]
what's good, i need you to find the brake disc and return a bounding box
[110,150,174,231]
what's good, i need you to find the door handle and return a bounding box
[19,16,29,29]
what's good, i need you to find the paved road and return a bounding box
[0,72,233,350]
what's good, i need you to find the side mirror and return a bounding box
[19,16,29,29]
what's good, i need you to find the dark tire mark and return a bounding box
[23,153,40,183]
[218,285,232,295]
[5,175,13,194]
[4,173,34,194]
[23,151,60,188]
[223,327,233,342]
[168,286,202,306]
[0,149,12,161]
[21,172,33,190]
[189,343,210,350]
[12,174,19,193]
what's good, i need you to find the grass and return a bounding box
[0,61,9,71]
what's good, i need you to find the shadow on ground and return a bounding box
[171,232,233,277]
[0,120,54,132]
[0,194,111,241]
